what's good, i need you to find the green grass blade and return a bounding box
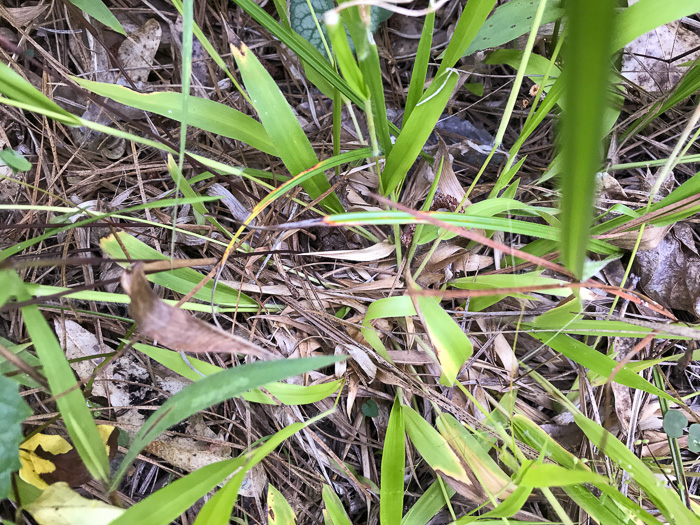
[18,289,110,483]
[560,0,615,278]
[573,413,698,525]
[324,11,367,99]
[381,69,459,195]
[402,481,455,525]
[232,0,360,104]
[194,413,328,525]
[111,457,246,525]
[110,356,343,489]
[134,342,344,405]
[380,396,405,525]
[340,5,392,155]
[99,232,257,308]
[73,79,277,155]
[403,11,434,124]
[0,62,80,126]
[436,0,496,77]
[68,0,126,35]
[414,294,472,386]
[612,0,700,52]
[402,406,473,488]
[268,485,296,524]
[322,485,353,525]
[229,35,343,213]
[524,331,675,402]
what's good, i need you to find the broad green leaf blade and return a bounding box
[414,295,472,386]
[462,0,566,57]
[134,342,344,405]
[21,302,110,483]
[73,78,277,155]
[560,0,615,278]
[0,148,32,173]
[68,0,126,35]
[612,0,700,53]
[111,355,343,488]
[401,481,455,525]
[402,406,472,488]
[111,458,245,525]
[525,331,675,402]
[229,35,343,213]
[0,62,80,126]
[99,232,258,309]
[268,485,296,524]
[291,0,334,59]
[380,396,405,525]
[322,485,352,525]
[574,413,699,525]
[436,0,496,77]
[381,69,459,195]
[0,373,32,499]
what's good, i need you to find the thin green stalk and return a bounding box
[493,0,550,147]
[653,366,689,508]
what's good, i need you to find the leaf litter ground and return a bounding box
[1,1,700,523]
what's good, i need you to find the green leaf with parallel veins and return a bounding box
[0,373,32,498]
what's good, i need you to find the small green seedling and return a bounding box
[662,410,700,453]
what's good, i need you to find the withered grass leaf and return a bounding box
[121,264,276,359]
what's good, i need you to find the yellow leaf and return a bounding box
[25,482,125,525]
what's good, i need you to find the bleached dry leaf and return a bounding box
[53,320,110,399]
[310,241,395,262]
[118,19,162,83]
[622,1,700,94]
[476,319,517,379]
[121,263,276,358]
[418,244,493,274]
[1,5,48,27]
[598,224,671,251]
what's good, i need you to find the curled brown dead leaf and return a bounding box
[121,263,276,359]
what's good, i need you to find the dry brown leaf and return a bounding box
[121,263,276,358]
[635,227,700,317]
[476,319,517,379]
